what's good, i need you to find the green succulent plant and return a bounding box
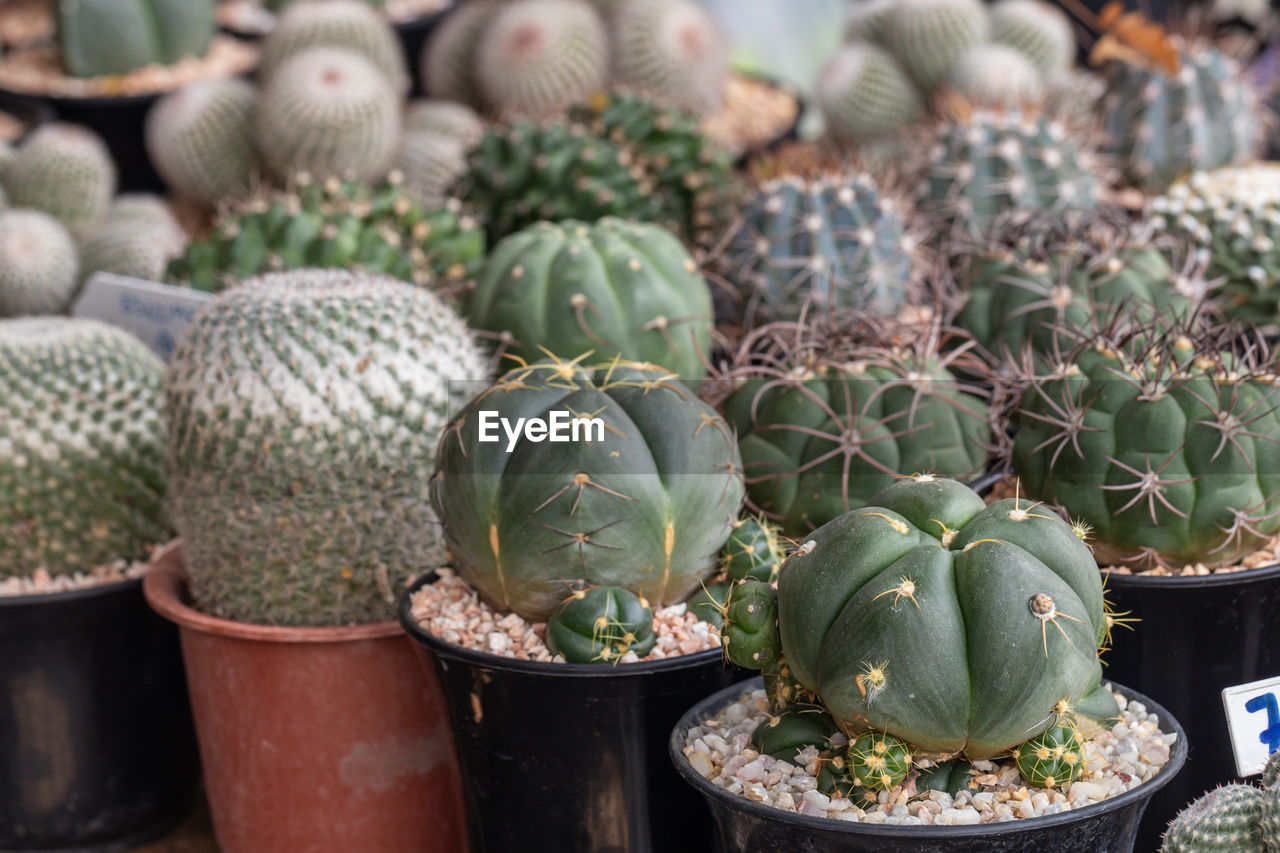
[1162,753,1280,852]
[145,78,259,206]
[58,0,215,78]
[545,585,657,663]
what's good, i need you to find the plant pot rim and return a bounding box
[399,571,729,679]
[1101,560,1280,589]
[143,542,405,643]
[0,574,144,609]
[669,676,1187,840]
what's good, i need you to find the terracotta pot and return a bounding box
[143,544,466,853]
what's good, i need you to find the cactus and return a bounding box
[430,356,745,621]
[255,47,401,184]
[1099,39,1263,194]
[722,516,786,583]
[847,732,912,791]
[991,0,1075,80]
[403,100,485,147]
[393,130,469,209]
[688,579,732,626]
[816,44,924,145]
[1014,722,1085,790]
[773,474,1118,759]
[721,578,781,669]
[474,0,608,120]
[545,586,657,663]
[751,705,838,762]
[944,44,1046,109]
[422,0,501,105]
[844,0,896,44]
[259,0,409,92]
[58,0,215,78]
[167,174,483,295]
[0,211,80,317]
[145,78,258,206]
[166,269,489,626]
[609,0,728,116]
[1163,785,1269,852]
[2,123,116,235]
[78,195,188,285]
[918,759,976,795]
[1011,321,1280,569]
[883,0,990,92]
[467,218,713,380]
[1,318,170,578]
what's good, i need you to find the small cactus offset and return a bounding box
[58,0,215,78]
[750,705,838,762]
[422,0,501,105]
[0,211,79,317]
[943,44,1046,109]
[258,0,409,92]
[721,516,786,583]
[990,0,1075,80]
[1014,722,1085,790]
[721,579,781,669]
[2,123,117,235]
[608,0,728,116]
[847,732,913,792]
[882,0,990,91]
[545,586,657,663]
[78,195,188,286]
[145,78,259,206]
[687,579,732,626]
[815,44,924,145]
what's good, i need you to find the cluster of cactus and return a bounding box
[687,515,787,626]
[58,0,215,78]
[1,123,117,235]
[424,0,727,120]
[258,0,409,93]
[1,318,171,579]
[167,174,482,296]
[166,269,489,626]
[545,586,657,663]
[1162,752,1280,852]
[430,356,745,622]
[393,101,485,208]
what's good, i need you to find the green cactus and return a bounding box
[2,123,117,235]
[816,751,880,806]
[255,47,401,184]
[883,0,990,91]
[145,78,258,206]
[763,657,821,710]
[0,210,80,317]
[815,43,925,145]
[78,195,187,286]
[466,218,713,380]
[944,44,1046,109]
[721,578,781,669]
[1,318,170,578]
[991,0,1075,79]
[258,0,409,92]
[58,0,215,78]
[1015,722,1085,790]
[847,731,912,792]
[688,579,732,626]
[844,0,896,44]
[722,516,786,583]
[474,0,608,120]
[918,759,976,795]
[431,356,744,621]
[750,705,838,762]
[403,100,485,147]
[609,0,728,116]
[422,0,501,105]
[167,174,482,295]
[166,269,489,626]
[1163,785,1269,852]
[545,585,657,663]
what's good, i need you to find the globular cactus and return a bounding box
[166,269,490,626]
[847,732,912,791]
[58,0,215,78]
[750,705,837,762]
[467,218,713,379]
[1014,722,1085,790]
[721,578,781,669]
[943,44,1046,109]
[1,318,170,578]
[545,586,657,663]
[844,0,896,44]
[0,210,80,317]
[474,0,609,120]
[722,516,786,583]
[258,0,409,92]
[1162,784,1270,852]
[393,131,469,209]
[145,78,259,206]
[422,0,501,105]
[882,0,990,92]
[608,0,728,116]
[431,357,745,621]
[2,123,117,235]
[991,0,1075,80]
[815,43,925,145]
[403,100,485,147]
[688,579,732,626]
[255,47,402,184]
[78,195,188,285]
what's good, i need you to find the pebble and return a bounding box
[0,553,152,598]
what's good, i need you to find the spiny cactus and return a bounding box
[395,103,483,206]
[0,210,79,317]
[608,0,728,116]
[2,123,117,235]
[1014,722,1085,790]
[815,43,925,145]
[255,47,401,184]
[467,218,712,379]
[883,0,990,92]
[546,586,657,663]
[78,195,188,286]
[167,269,489,626]
[847,732,913,791]
[258,0,409,92]
[403,100,485,147]
[474,0,609,120]
[721,578,781,669]
[944,44,1046,109]
[1,318,170,578]
[991,0,1075,80]
[1163,783,1271,852]
[722,516,786,583]
[844,0,896,44]
[431,356,745,621]
[146,78,259,206]
[167,174,482,295]
[422,0,500,105]
[58,0,215,78]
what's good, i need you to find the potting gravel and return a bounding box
[0,556,149,598]
[701,74,800,156]
[680,686,1174,826]
[408,568,724,663]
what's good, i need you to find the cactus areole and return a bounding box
[777,475,1116,760]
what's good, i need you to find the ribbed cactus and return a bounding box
[1163,784,1270,852]
[258,0,409,92]
[58,0,215,78]
[393,130,470,209]
[991,0,1075,79]
[167,269,489,626]
[944,44,1046,109]
[815,43,924,145]
[255,47,401,184]
[545,586,657,662]
[467,218,712,379]
[844,0,896,44]
[403,100,485,147]
[78,195,188,286]
[145,78,258,206]
[722,516,786,583]
[0,211,79,317]
[1,318,170,578]
[2,123,117,235]
[422,0,500,105]
[474,0,608,120]
[721,579,781,668]
[883,0,990,91]
[1014,722,1085,790]
[847,732,913,791]
[750,705,838,762]
[609,0,728,116]
[431,357,745,621]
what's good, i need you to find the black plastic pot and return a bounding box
[672,677,1187,853]
[1102,564,1280,852]
[0,579,200,852]
[394,11,449,97]
[399,573,751,853]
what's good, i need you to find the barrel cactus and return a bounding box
[2,123,116,235]
[78,195,188,285]
[1162,766,1280,853]
[166,269,489,626]
[991,0,1075,79]
[145,78,259,206]
[393,130,470,209]
[402,100,485,147]
[815,44,924,145]
[468,218,712,379]
[0,210,79,317]
[883,0,990,91]
[422,0,501,105]
[608,0,728,116]
[58,0,215,78]
[1014,722,1085,790]
[1,318,170,578]
[258,0,409,92]
[431,356,745,621]
[546,586,657,663]
[944,44,1046,109]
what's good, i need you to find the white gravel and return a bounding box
[0,556,149,598]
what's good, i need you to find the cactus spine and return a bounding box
[146,78,258,206]
[2,123,117,235]
[0,211,80,317]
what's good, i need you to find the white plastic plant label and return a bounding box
[1222,675,1280,777]
[72,272,212,359]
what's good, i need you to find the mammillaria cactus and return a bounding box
[2,123,116,235]
[145,78,258,206]
[258,0,409,92]
[815,43,924,145]
[545,586,657,663]
[468,218,712,379]
[608,0,728,116]
[883,0,990,91]
[422,0,500,105]
[255,47,401,184]
[943,44,1046,109]
[1162,752,1280,852]
[1,318,170,578]
[166,269,489,626]
[0,211,79,317]
[990,0,1075,80]
[844,0,896,44]
[58,0,215,78]
[78,195,188,285]
[431,356,745,621]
